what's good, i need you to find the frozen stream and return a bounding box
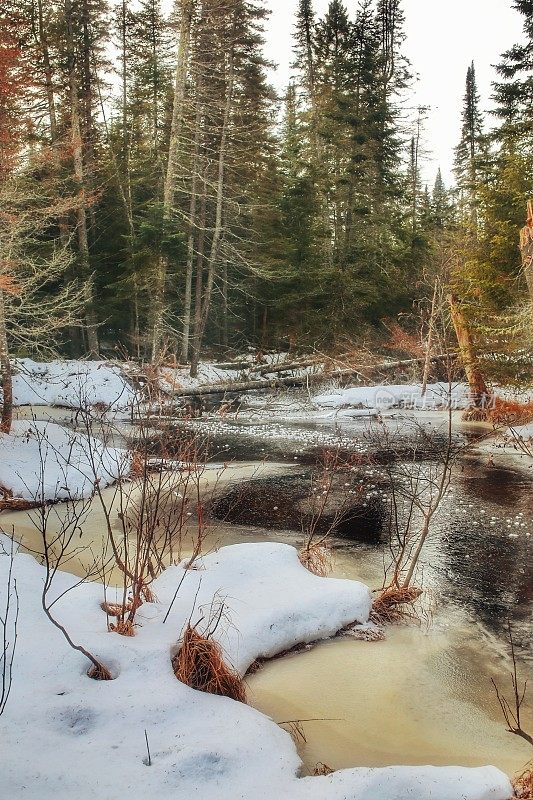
[4,403,532,780]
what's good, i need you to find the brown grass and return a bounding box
[101,601,130,617]
[109,619,135,636]
[371,586,423,624]
[489,398,533,426]
[130,449,145,478]
[383,319,424,358]
[463,398,533,425]
[172,624,246,703]
[514,767,533,799]
[299,543,331,577]
[87,662,113,680]
[314,762,334,776]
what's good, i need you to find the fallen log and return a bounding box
[247,358,322,376]
[155,354,456,400]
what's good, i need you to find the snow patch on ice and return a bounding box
[313,383,473,411]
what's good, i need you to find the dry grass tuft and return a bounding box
[110,619,136,637]
[462,406,490,422]
[489,398,533,426]
[141,584,157,603]
[172,624,246,703]
[130,449,145,478]
[371,586,423,624]
[299,543,332,577]
[462,398,533,425]
[314,762,334,776]
[514,767,533,799]
[101,601,130,617]
[87,662,113,680]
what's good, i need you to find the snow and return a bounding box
[10,358,135,411]
[508,421,533,441]
[0,539,512,800]
[313,382,473,411]
[0,420,128,501]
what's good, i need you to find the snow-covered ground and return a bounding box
[0,420,128,501]
[0,540,512,800]
[10,359,135,411]
[313,382,473,411]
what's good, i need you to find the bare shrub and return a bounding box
[0,535,19,714]
[75,394,212,634]
[298,447,363,576]
[19,422,114,679]
[491,621,533,748]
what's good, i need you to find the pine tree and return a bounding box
[431,169,454,229]
[454,61,486,231]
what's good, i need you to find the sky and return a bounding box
[263,0,524,186]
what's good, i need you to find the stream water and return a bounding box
[4,404,532,779]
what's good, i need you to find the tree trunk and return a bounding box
[152,0,194,362]
[0,289,12,434]
[448,292,488,404]
[190,35,235,376]
[421,279,438,395]
[181,88,203,363]
[520,199,533,306]
[64,0,99,358]
[189,168,207,379]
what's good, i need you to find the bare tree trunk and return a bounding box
[0,289,12,434]
[64,0,99,358]
[221,259,228,349]
[181,90,203,363]
[34,0,81,353]
[152,0,194,362]
[448,292,488,404]
[421,279,438,396]
[520,199,533,307]
[189,169,207,379]
[189,37,234,377]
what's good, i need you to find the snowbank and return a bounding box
[313,382,472,411]
[0,540,512,800]
[508,421,533,441]
[11,358,135,411]
[0,420,128,501]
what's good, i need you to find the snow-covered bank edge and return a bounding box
[0,540,512,800]
[0,420,129,502]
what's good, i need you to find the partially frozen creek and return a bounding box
[4,403,532,781]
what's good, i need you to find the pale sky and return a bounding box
[264,0,524,187]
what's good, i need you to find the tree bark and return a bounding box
[181,87,203,363]
[64,0,99,358]
[189,32,235,377]
[152,0,194,362]
[421,279,438,396]
[448,292,488,404]
[520,199,533,307]
[0,289,12,434]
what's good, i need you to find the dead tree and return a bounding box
[448,292,489,406]
[520,199,533,308]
